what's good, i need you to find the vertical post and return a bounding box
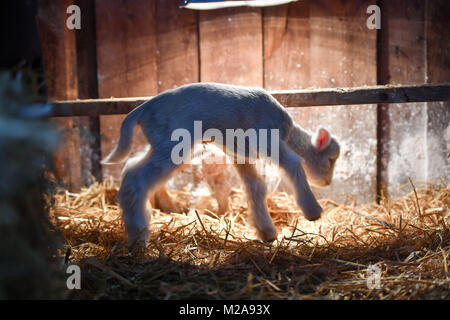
[37,0,82,191]
[74,0,102,185]
[425,0,450,183]
[376,0,427,200]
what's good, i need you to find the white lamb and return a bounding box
[102,83,340,247]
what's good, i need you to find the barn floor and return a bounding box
[50,179,449,300]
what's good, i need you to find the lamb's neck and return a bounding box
[286,124,315,162]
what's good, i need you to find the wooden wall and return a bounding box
[37,0,449,204]
[378,0,450,198]
[264,0,378,203]
[37,0,82,189]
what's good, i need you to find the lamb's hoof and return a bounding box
[304,205,323,221]
[127,228,149,253]
[258,226,278,243]
[129,243,147,258]
[128,238,147,253]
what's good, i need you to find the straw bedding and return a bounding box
[51,178,449,299]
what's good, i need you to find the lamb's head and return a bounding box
[302,127,340,187]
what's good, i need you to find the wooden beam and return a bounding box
[50,83,450,117]
[272,83,450,107]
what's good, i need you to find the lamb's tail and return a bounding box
[101,104,145,164]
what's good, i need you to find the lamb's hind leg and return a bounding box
[152,186,180,213]
[118,148,179,248]
[235,163,277,242]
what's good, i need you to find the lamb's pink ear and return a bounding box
[312,127,331,152]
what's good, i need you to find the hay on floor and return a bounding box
[50,178,449,299]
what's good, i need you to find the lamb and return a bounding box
[102,82,340,247]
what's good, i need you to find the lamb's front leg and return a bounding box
[279,141,322,221]
[235,163,278,242]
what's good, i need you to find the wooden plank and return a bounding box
[49,84,450,117]
[377,0,427,198]
[95,0,158,98]
[156,1,199,91]
[426,0,450,183]
[74,0,99,100]
[37,0,78,101]
[37,0,82,191]
[199,7,263,86]
[264,1,310,89]
[95,0,158,181]
[74,0,102,185]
